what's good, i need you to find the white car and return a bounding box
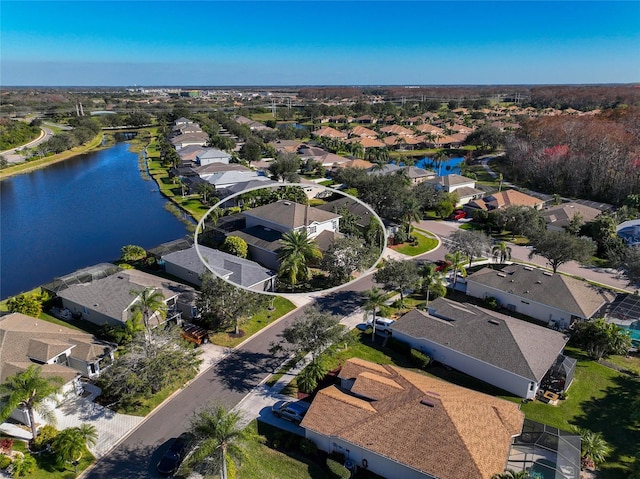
[366,316,395,332]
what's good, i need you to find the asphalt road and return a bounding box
[84,274,375,478]
[1,126,53,163]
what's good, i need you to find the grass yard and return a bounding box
[391,230,438,256]
[209,297,297,348]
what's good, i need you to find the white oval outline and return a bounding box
[194,182,388,296]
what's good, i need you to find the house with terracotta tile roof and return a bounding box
[380,124,414,136]
[465,264,615,328]
[301,358,524,479]
[391,298,574,399]
[350,126,378,138]
[313,126,348,140]
[466,189,545,211]
[347,136,386,149]
[415,124,444,135]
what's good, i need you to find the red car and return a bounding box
[435,260,452,272]
[450,210,467,220]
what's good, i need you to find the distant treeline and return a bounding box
[505,105,640,205]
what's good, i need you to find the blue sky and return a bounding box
[2,1,639,86]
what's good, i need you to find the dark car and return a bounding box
[156,432,194,476]
[272,400,311,423]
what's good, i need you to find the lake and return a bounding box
[0,141,190,300]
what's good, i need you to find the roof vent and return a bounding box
[543,271,553,276]
[535,280,542,284]
[488,319,500,325]
[497,272,507,277]
[523,266,533,271]
[283,201,291,205]
[420,399,435,407]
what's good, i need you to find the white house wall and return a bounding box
[465,281,575,328]
[305,431,435,479]
[391,330,538,399]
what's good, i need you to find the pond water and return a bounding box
[0,141,190,299]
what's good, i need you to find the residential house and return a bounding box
[269,139,304,154]
[466,264,615,328]
[194,163,267,189]
[234,115,272,131]
[415,124,444,136]
[313,126,348,140]
[0,312,115,427]
[57,268,197,327]
[162,245,276,292]
[346,136,386,150]
[380,124,414,136]
[367,164,434,184]
[298,146,350,168]
[301,358,524,479]
[229,200,341,269]
[170,132,210,150]
[176,145,208,165]
[316,196,376,229]
[541,202,602,232]
[354,115,377,124]
[391,298,573,399]
[195,148,232,166]
[425,174,484,206]
[350,126,378,139]
[466,189,544,212]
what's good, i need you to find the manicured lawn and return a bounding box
[209,297,297,348]
[604,353,640,376]
[391,230,438,256]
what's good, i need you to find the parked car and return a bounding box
[156,432,194,476]
[366,316,396,332]
[181,323,209,346]
[272,400,311,423]
[450,210,467,220]
[434,260,452,272]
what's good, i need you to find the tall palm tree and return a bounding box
[420,264,446,306]
[401,197,423,233]
[497,172,504,192]
[444,250,468,287]
[53,424,98,474]
[130,287,167,348]
[277,230,321,289]
[0,365,63,441]
[492,241,512,265]
[363,287,387,342]
[189,404,261,479]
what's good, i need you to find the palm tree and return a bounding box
[53,424,98,474]
[189,404,261,479]
[576,427,612,467]
[277,230,321,289]
[401,197,423,233]
[420,263,446,306]
[497,172,504,192]
[0,365,63,441]
[444,250,468,287]
[492,241,512,265]
[363,287,387,342]
[129,287,167,348]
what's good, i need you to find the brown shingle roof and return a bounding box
[243,200,339,230]
[302,359,524,479]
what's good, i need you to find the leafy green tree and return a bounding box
[444,250,468,287]
[271,306,344,362]
[373,259,420,305]
[53,424,98,474]
[120,244,147,262]
[465,124,504,151]
[449,229,491,266]
[129,287,167,349]
[6,292,45,317]
[320,236,371,285]
[571,318,632,360]
[221,236,248,259]
[528,230,596,273]
[492,241,512,264]
[615,245,640,285]
[363,287,387,341]
[277,230,322,289]
[566,212,584,236]
[188,404,261,479]
[197,273,268,334]
[239,141,262,164]
[435,200,455,219]
[420,264,446,306]
[0,365,63,441]
[268,152,301,182]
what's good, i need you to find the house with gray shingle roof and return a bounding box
[425,174,484,206]
[391,297,572,398]
[465,264,614,328]
[57,269,197,327]
[301,358,524,479]
[162,245,276,292]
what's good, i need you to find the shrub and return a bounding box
[0,455,11,469]
[33,425,58,450]
[484,296,499,310]
[326,458,351,479]
[0,438,13,454]
[299,438,318,457]
[10,453,36,477]
[410,349,431,370]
